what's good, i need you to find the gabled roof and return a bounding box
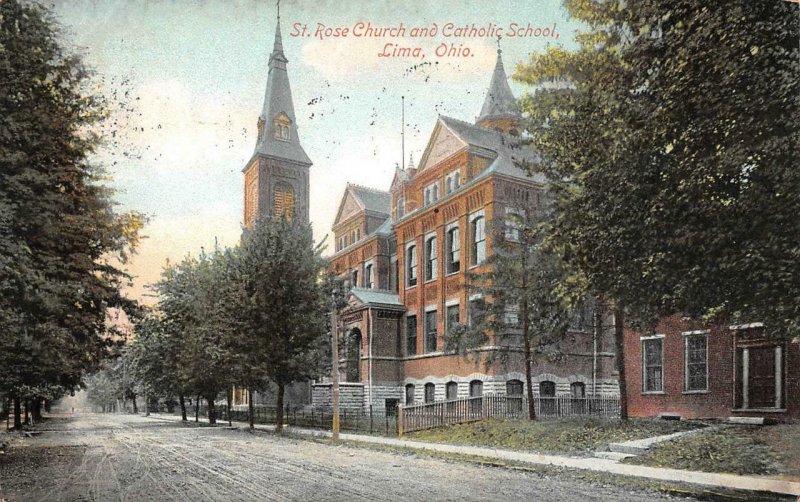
[253,18,312,166]
[477,49,521,124]
[333,183,391,226]
[348,288,404,309]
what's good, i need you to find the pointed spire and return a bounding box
[476,48,521,130]
[253,2,311,166]
[407,152,415,170]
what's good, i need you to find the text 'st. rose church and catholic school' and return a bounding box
[237,12,799,421]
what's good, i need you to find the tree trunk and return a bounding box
[614,307,628,420]
[179,394,187,422]
[275,382,285,432]
[194,395,200,422]
[226,388,232,427]
[131,394,138,414]
[145,392,150,417]
[521,250,536,420]
[248,389,254,431]
[31,397,42,423]
[24,400,29,426]
[207,396,216,425]
[13,397,22,430]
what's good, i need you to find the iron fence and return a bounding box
[399,394,620,434]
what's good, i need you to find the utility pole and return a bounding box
[331,294,340,441]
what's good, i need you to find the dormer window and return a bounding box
[397,196,405,219]
[273,113,291,141]
[424,182,439,207]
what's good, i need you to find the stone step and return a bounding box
[593,451,637,462]
[727,416,765,425]
[608,442,649,455]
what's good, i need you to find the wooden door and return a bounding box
[748,347,776,408]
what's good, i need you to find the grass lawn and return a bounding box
[625,423,800,477]
[405,417,703,454]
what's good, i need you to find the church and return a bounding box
[242,14,619,412]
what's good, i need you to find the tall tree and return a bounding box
[0,0,143,428]
[516,1,799,338]
[235,217,329,431]
[445,211,576,420]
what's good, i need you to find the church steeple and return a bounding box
[476,49,521,133]
[254,10,311,166]
[243,6,312,228]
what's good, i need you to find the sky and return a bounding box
[50,0,582,303]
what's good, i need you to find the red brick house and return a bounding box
[625,316,799,420]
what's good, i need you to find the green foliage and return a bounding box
[0,0,144,402]
[516,1,800,336]
[409,417,701,453]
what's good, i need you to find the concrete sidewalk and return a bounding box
[148,413,800,498]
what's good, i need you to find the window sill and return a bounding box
[641,391,665,395]
[446,270,460,276]
[405,284,417,290]
[424,278,437,284]
[731,408,787,413]
[682,390,708,395]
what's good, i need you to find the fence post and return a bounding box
[397,404,404,437]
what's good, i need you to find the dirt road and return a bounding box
[0,413,692,501]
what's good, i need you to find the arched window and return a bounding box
[406,244,417,287]
[471,216,486,265]
[364,264,373,289]
[273,183,295,222]
[425,236,437,281]
[346,328,362,382]
[424,383,435,403]
[405,384,415,405]
[447,227,460,273]
[397,196,405,219]
[506,379,524,396]
[273,113,291,141]
[570,382,586,398]
[446,381,458,401]
[469,380,483,398]
[539,380,556,397]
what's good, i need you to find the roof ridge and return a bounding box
[347,182,390,194]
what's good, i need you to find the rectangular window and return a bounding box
[425,310,438,353]
[406,244,417,287]
[504,304,520,328]
[446,304,460,333]
[425,236,437,281]
[406,315,417,356]
[505,208,521,242]
[390,258,398,292]
[684,333,708,391]
[364,264,373,289]
[447,227,460,274]
[642,337,664,392]
[469,298,485,328]
[351,270,358,288]
[471,216,486,265]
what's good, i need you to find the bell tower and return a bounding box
[243,6,312,227]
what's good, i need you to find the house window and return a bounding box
[446,304,460,333]
[446,227,460,273]
[684,332,708,392]
[405,384,415,405]
[364,264,374,289]
[425,310,438,353]
[424,383,435,403]
[506,379,523,396]
[446,171,460,194]
[406,244,417,287]
[471,216,486,265]
[397,196,405,218]
[505,208,521,242]
[469,297,485,327]
[570,382,586,398]
[642,337,664,392]
[539,380,556,397]
[503,303,520,328]
[351,270,358,288]
[469,380,483,397]
[406,315,417,356]
[425,236,437,281]
[446,381,458,401]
